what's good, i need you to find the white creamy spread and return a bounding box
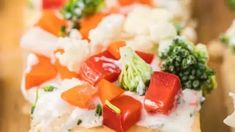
[125,89,202,132]
[24,77,201,132]
[28,79,103,132]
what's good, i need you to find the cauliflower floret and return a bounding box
[126,35,153,53]
[124,5,173,36]
[21,27,59,58]
[153,0,191,20]
[89,14,125,51]
[56,37,91,73]
[150,21,177,43]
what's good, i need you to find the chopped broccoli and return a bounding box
[119,47,153,95]
[61,0,104,23]
[159,37,215,95]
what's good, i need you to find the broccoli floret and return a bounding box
[159,37,216,95]
[62,0,104,25]
[119,47,153,95]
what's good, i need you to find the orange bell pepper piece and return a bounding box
[25,55,57,89]
[107,41,126,59]
[54,60,79,79]
[61,84,97,109]
[97,79,124,104]
[36,10,67,36]
[54,49,79,79]
[80,12,107,39]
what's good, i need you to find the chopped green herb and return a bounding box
[60,26,67,36]
[77,119,82,125]
[159,37,216,95]
[95,104,102,116]
[43,85,56,92]
[31,89,39,114]
[105,100,121,114]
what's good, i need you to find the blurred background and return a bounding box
[0,0,235,131]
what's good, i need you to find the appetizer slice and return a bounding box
[21,0,214,132]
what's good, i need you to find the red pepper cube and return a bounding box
[135,51,154,64]
[42,0,66,9]
[103,95,142,132]
[80,51,121,85]
[144,72,181,114]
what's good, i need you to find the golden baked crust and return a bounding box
[72,113,201,132]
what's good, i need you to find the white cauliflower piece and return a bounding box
[89,14,125,51]
[153,0,191,20]
[150,21,177,43]
[56,37,91,73]
[21,27,59,58]
[124,5,173,36]
[126,35,153,52]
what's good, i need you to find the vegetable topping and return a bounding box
[119,47,153,95]
[25,55,57,90]
[43,85,56,92]
[159,37,215,94]
[144,72,181,114]
[97,79,124,104]
[42,0,66,9]
[61,0,104,26]
[80,51,121,85]
[61,84,97,109]
[103,95,141,132]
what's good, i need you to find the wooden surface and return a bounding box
[0,0,30,132]
[0,0,235,132]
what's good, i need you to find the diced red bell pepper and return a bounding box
[144,72,181,114]
[103,95,142,132]
[135,51,154,64]
[42,0,66,9]
[61,84,97,109]
[79,51,121,85]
